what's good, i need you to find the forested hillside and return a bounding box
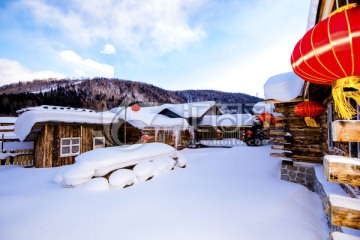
[0,78,263,116]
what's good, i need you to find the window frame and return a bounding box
[60,137,81,157]
[93,136,106,149]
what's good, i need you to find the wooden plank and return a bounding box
[332,120,360,142]
[269,130,284,136]
[324,155,360,186]
[328,194,360,230]
[331,232,360,240]
[271,145,284,150]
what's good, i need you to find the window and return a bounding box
[157,133,165,143]
[93,137,105,149]
[60,137,80,157]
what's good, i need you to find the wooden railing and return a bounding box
[0,149,34,167]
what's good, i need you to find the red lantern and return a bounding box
[294,100,325,127]
[291,4,360,119]
[131,104,140,112]
[258,112,275,123]
[294,101,325,117]
[141,134,149,143]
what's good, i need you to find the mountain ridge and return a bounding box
[0,78,263,116]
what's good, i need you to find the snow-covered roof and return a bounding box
[264,72,304,102]
[129,101,217,118]
[198,114,254,127]
[0,132,19,140]
[0,117,17,124]
[15,106,119,141]
[164,101,217,118]
[108,107,189,129]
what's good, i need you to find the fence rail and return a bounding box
[0,149,34,167]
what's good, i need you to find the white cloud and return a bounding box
[60,50,114,78]
[0,58,65,86]
[101,44,116,55]
[20,0,206,55]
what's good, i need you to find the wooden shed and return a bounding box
[15,106,120,168]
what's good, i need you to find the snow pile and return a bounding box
[0,146,336,240]
[62,162,95,187]
[82,177,109,191]
[14,108,118,141]
[175,151,187,168]
[75,143,176,177]
[109,169,137,188]
[133,161,155,181]
[152,157,175,175]
[264,71,304,102]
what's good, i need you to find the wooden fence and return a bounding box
[0,149,34,167]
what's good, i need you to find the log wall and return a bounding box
[34,123,114,168]
[272,101,323,163]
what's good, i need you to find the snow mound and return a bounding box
[75,143,176,177]
[82,177,109,191]
[133,162,155,181]
[52,167,67,184]
[109,169,137,189]
[175,151,187,168]
[153,157,175,175]
[62,162,95,187]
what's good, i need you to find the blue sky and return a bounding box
[0,0,311,97]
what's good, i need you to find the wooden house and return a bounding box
[196,114,253,141]
[14,106,120,168]
[264,0,360,238]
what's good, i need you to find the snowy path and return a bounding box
[0,145,328,240]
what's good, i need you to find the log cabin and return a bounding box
[196,114,253,142]
[14,106,120,168]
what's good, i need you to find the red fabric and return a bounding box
[291,6,360,84]
[294,101,325,117]
[258,112,275,123]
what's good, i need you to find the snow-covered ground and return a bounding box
[0,145,329,240]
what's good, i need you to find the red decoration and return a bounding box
[294,101,325,117]
[291,4,360,85]
[291,4,360,119]
[141,135,149,141]
[131,104,140,112]
[258,112,275,123]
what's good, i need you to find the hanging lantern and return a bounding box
[258,112,275,127]
[291,4,360,120]
[294,100,325,127]
[141,134,149,143]
[131,104,140,112]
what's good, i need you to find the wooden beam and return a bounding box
[271,145,284,150]
[332,120,360,142]
[269,130,284,136]
[324,155,360,186]
[331,232,360,240]
[328,194,360,230]
[265,97,303,104]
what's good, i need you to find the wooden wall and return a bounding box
[34,123,113,168]
[197,126,249,141]
[272,101,323,163]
